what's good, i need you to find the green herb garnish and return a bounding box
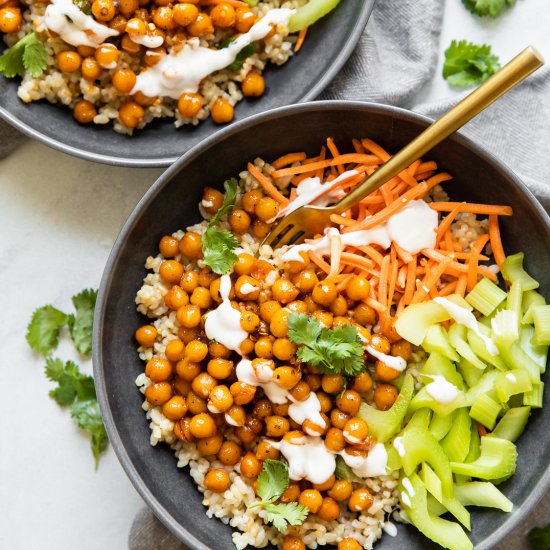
[0,31,48,78]
[67,289,98,355]
[462,0,515,18]
[250,459,309,532]
[443,40,501,87]
[216,37,256,72]
[201,178,240,275]
[528,524,550,550]
[73,0,92,14]
[26,305,69,356]
[287,312,365,376]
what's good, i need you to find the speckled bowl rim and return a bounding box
[93,100,550,550]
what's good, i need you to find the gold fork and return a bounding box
[263,46,544,250]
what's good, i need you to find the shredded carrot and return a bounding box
[429,202,513,216]
[271,154,380,178]
[329,214,355,227]
[326,138,344,175]
[489,214,506,268]
[425,173,453,190]
[271,152,306,170]
[437,280,458,297]
[477,423,488,437]
[466,234,490,292]
[364,296,387,313]
[294,26,308,52]
[329,231,343,278]
[340,252,375,272]
[411,257,452,304]
[436,249,490,262]
[415,161,438,175]
[396,295,407,314]
[378,255,390,306]
[436,202,464,245]
[308,251,330,274]
[314,146,327,180]
[361,138,390,163]
[394,243,414,264]
[387,258,399,308]
[358,245,384,266]
[403,258,417,305]
[456,274,468,297]
[199,0,247,5]
[247,163,289,206]
[336,274,354,292]
[352,139,366,154]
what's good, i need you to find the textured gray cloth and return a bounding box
[0,119,26,159]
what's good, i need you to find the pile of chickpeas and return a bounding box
[0,0,268,128]
[135,185,413,550]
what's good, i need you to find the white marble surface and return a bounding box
[1,1,549,549]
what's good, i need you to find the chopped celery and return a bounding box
[490,407,531,442]
[445,294,474,310]
[407,408,433,431]
[469,394,501,430]
[423,325,460,362]
[399,474,473,550]
[395,301,450,345]
[454,482,513,512]
[430,412,454,441]
[524,382,544,408]
[501,252,539,290]
[532,305,550,345]
[410,386,465,417]
[491,309,519,346]
[243,0,258,5]
[458,358,484,388]
[334,456,362,482]
[450,436,517,480]
[465,422,481,463]
[506,281,523,323]
[494,370,532,403]
[521,290,546,324]
[386,445,402,472]
[466,278,507,316]
[427,494,447,516]
[288,0,342,32]
[422,462,443,501]
[449,324,487,370]
[422,352,465,390]
[497,340,541,383]
[441,408,471,462]
[464,370,498,406]
[519,325,548,372]
[467,329,507,371]
[401,427,454,498]
[358,374,414,442]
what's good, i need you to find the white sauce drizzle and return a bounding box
[425,375,459,404]
[402,477,415,498]
[239,282,259,295]
[393,436,405,457]
[367,346,407,372]
[204,274,247,352]
[224,413,240,427]
[383,522,398,537]
[340,443,389,478]
[43,0,119,47]
[506,373,517,383]
[401,491,412,508]
[287,392,325,428]
[433,297,499,356]
[201,200,214,208]
[281,200,437,262]
[130,33,164,49]
[131,8,293,99]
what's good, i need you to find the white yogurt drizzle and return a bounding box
[131,33,164,49]
[131,8,294,99]
[402,477,415,498]
[43,0,119,47]
[383,522,398,537]
[506,373,517,383]
[367,346,407,372]
[281,200,438,263]
[425,375,459,404]
[433,297,499,356]
[393,436,405,457]
[204,274,247,352]
[239,282,259,295]
[340,443,389,478]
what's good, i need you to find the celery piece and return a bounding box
[407,408,433,431]
[430,411,454,441]
[494,370,532,403]
[467,329,507,371]
[386,444,402,473]
[465,422,481,463]
[422,462,443,502]
[469,394,501,430]
[507,281,523,323]
[521,290,547,324]
[423,325,460,362]
[450,436,517,480]
[445,294,474,310]
[490,406,531,442]
[532,305,550,345]
[334,456,362,482]
[501,252,539,290]
[410,386,465,417]
[288,0,342,32]
[358,374,414,442]
[395,301,450,345]
[464,370,498,406]
[524,382,544,408]
[519,325,548,372]
[422,352,465,390]
[458,358,484,388]
[441,408,472,462]
[243,0,258,5]
[401,427,454,498]
[466,278,507,316]
[497,341,541,383]
[427,494,447,517]
[491,309,519,347]
[399,474,473,550]
[454,482,513,512]
[449,324,487,370]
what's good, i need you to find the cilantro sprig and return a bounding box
[249,460,309,532]
[529,523,550,549]
[216,37,256,72]
[443,40,501,87]
[463,0,515,18]
[201,178,240,275]
[0,31,48,78]
[287,312,365,376]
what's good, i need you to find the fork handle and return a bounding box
[332,46,544,214]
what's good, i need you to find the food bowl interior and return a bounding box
[0,0,373,167]
[95,103,550,550]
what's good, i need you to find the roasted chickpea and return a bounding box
[207,358,233,379]
[348,488,374,512]
[174,417,194,442]
[330,409,350,430]
[289,380,310,402]
[145,381,172,405]
[338,538,362,550]
[286,300,308,315]
[259,300,281,323]
[391,339,412,361]
[118,101,144,129]
[208,385,233,413]
[178,326,199,344]
[197,433,223,456]
[152,5,174,29]
[304,373,322,391]
[369,334,391,355]
[272,402,290,416]
[269,338,295,362]
[179,231,203,258]
[217,440,242,465]
[312,310,333,329]
[241,71,265,97]
[118,0,138,16]
[184,339,208,362]
[231,254,254,277]
[176,91,203,118]
[173,2,199,26]
[273,366,301,390]
[210,97,234,124]
[255,439,280,461]
[251,399,272,420]
[230,381,256,405]
[225,404,246,427]
[161,395,187,420]
[241,189,263,214]
[255,196,279,222]
[95,43,120,68]
[0,7,21,32]
[240,311,260,333]
[159,260,183,284]
[176,304,201,328]
[56,50,82,73]
[133,91,157,107]
[317,496,340,521]
[374,360,401,382]
[135,325,157,347]
[112,68,137,94]
[312,281,338,307]
[110,14,129,33]
[157,235,178,258]
[293,270,317,294]
[175,357,201,381]
[186,390,208,414]
[191,372,217,399]
[279,481,301,503]
[187,12,213,36]
[189,286,211,310]
[330,294,348,317]
[92,0,115,20]
[142,46,166,67]
[234,275,260,300]
[165,339,186,362]
[270,308,290,338]
[254,336,273,359]
[324,427,345,453]
[316,391,332,414]
[374,383,398,410]
[265,415,290,437]
[179,271,198,295]
[346,276,371,301]
[145,357,172,382]
[272,279,298,304]
[189,413,217,438]
[321,374,345,394]
[351,372,373,394]
[204,468,230,493]
[164,286,189,310]
[240,451,261,478]
[228,208,251,235]
[299,489,322,513]
[210,2,235,28]
[126,16,147,36]
[329,480,353,502]
[343,417,369,444]
[209,341,232,358]
[353,303,376,326]
[81,57,102,80]
[235,6,255,32]
[336,390,361,416]
[173,376,190,396]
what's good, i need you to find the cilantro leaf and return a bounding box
[257,459,290,502]
[443,40,501,87]
[71,399,108,469]
[0,32,47,79]
[209,178,238,226]
[26,305,68,356]
[45,357,66,382]
[529,524,550,550]
[288,312,365,376]
[264,502,309,532]
[73,0,92,14]
[216,38,256,71]
[67,288,98,355]
[462,0,514,17]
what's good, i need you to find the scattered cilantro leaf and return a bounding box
[251,460,309,532]
[287,313,365,376]
[443,40,501,87]
[73,0,92,14]
[26,305,68,356]
[529,524,550,550]
[462,0,514,18]
[67,288,98,355]
[216,38,256,71]
[71,399,109,468]
[0,32,47,79]
[201,178,240,274]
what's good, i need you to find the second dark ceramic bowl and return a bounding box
[0,0,373,167]
[94,101,550,550]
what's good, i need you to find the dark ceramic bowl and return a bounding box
[94,101,550,550]
[0,1,373,167]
